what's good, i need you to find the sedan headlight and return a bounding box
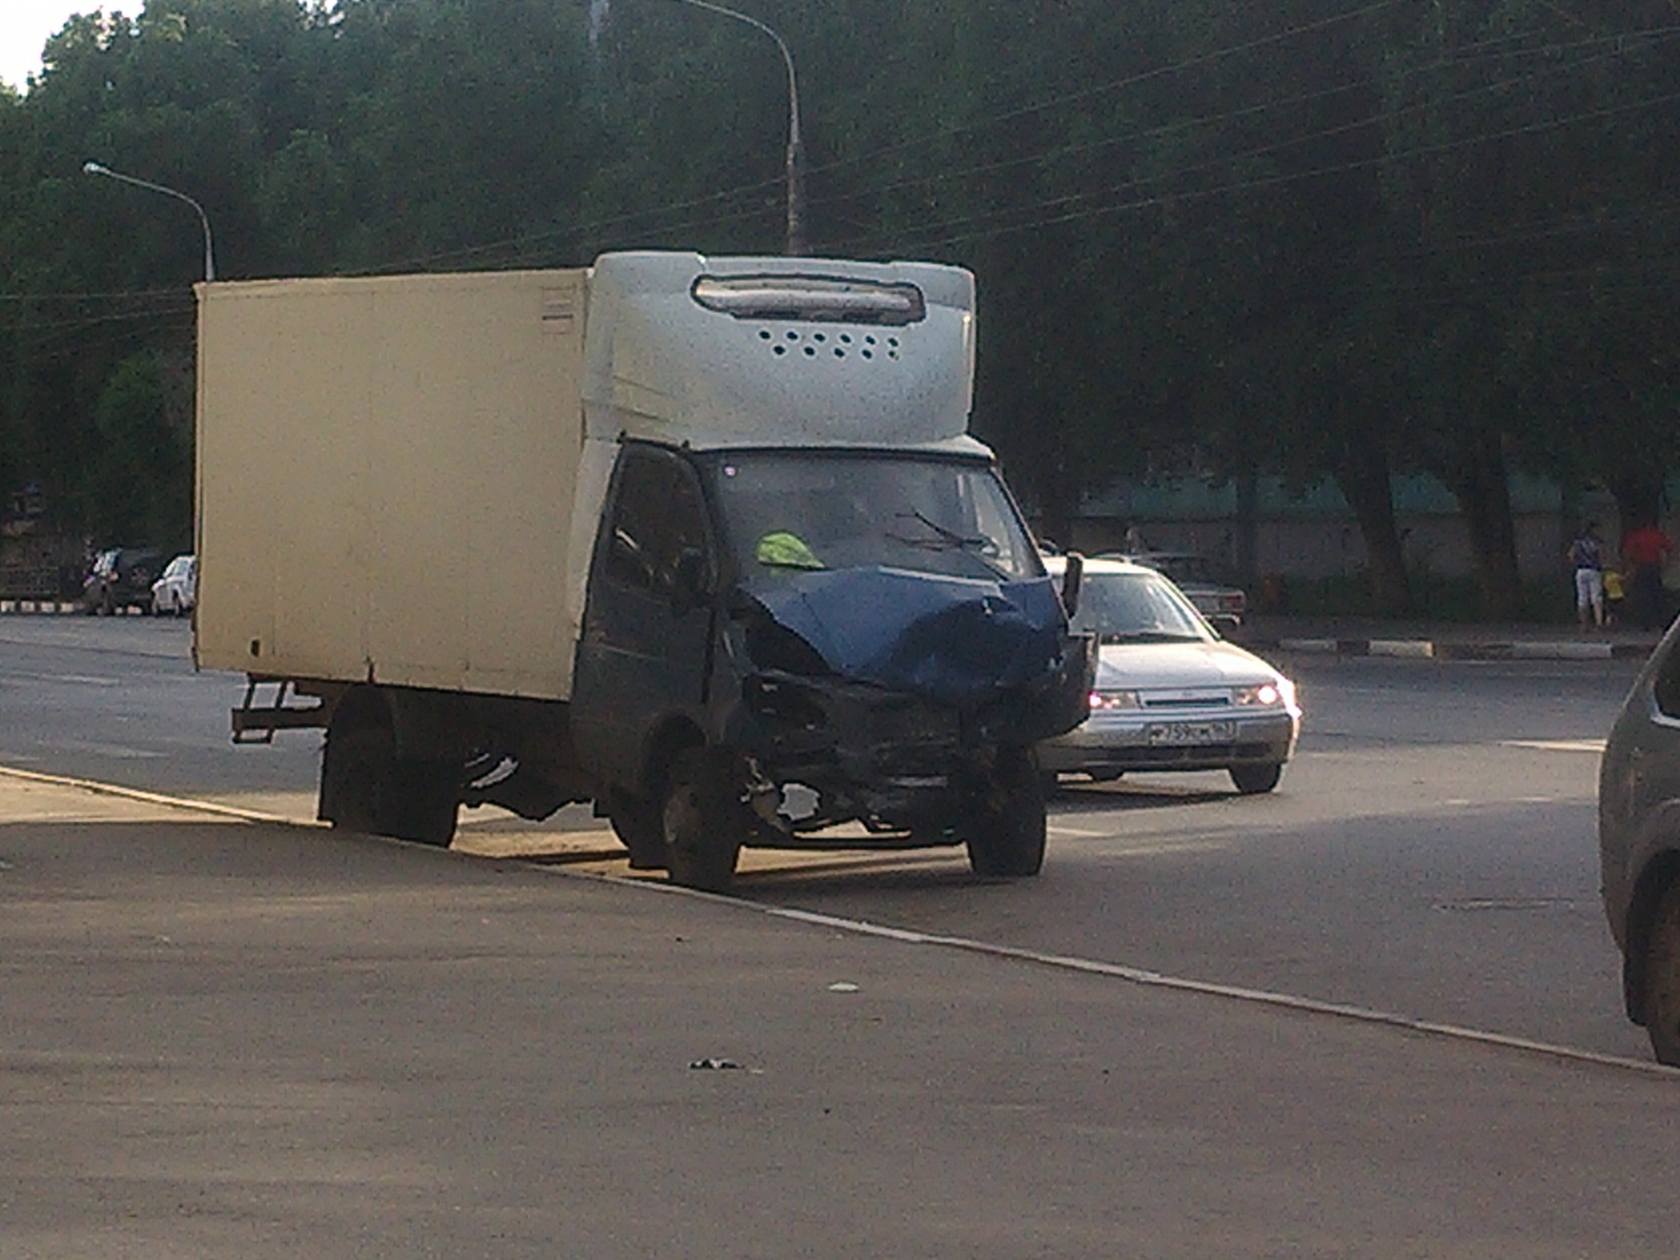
[1233,679,1297,709]
[1089,689,1141,711]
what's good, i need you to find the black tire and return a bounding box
[661,748,741,892]
[1643,881,1680,1066]
[966,749,1047,878]
[1229,762,1283,794]
[321,721,458,847]
[607,793,668,870]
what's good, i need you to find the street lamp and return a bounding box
[663,0,806,255]
[82,161,218,282]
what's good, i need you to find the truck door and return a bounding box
[571,445,716,790]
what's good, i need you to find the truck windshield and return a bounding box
[709,452,1040,583]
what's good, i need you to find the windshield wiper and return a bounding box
[887,511,1010,580]
[896,510,993,551]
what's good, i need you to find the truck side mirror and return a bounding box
[671,547,712,615]
[1060,552,1085,621]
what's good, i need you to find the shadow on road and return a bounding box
[1049,780,1233,813]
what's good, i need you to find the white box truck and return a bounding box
[196,252,1094,888]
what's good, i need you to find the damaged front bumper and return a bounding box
[724,632,1095,836]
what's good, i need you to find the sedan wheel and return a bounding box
[1643,881,1680,1066]
[1229,762,1283,794]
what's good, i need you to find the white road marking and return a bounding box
[3,761,1669,1081]
[1500,739,1607,754]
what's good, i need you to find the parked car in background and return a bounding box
[150,553,197,616]
[1598,619,1680,1065]
[81,547,165,615]
[1039,556,1299,793]
[1102,550,1247,630]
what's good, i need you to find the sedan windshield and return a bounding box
[1071,572,1211,643]
[708,452,1039,583]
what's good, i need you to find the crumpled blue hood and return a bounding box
[745,566,1065,709]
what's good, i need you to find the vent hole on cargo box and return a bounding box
[861,349,874,359]
[833,348,846,358]
[865,335,878,346]
[785,331,799,341]
[888,351,899,360]
[773,345,787,356]
[249,638,261,657]
[813,332,826,343]
[802,346,817,357]
[758,330,772,340]
[840,333,853,344]
[888,337,901,348]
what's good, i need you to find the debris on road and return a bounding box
[689,1057,744,1071]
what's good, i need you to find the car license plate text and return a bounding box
[1145,720,1237,747]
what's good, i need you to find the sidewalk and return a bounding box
[1244,614,1664,660]
[4,771,1680,1257]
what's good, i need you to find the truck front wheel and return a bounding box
[661,748,742,892]
[607,792,669,870]
[965,749,1047,878]
[321,716,459,848]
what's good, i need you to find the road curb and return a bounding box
[0,600,81,615]
[1261,636,1654,662]
[8,760,1675,1082]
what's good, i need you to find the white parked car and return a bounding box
[1041,556,1300,792]
[150,554,197,616]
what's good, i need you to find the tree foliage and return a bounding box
[1,0,1675,613]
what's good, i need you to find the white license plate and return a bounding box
[1145,720,1237,747]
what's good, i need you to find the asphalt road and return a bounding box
[0,616,1650,1060]
[8,780,1678,1258]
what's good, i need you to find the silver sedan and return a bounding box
[1040,557,1300,793]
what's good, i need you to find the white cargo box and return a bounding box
[194,269,588,700]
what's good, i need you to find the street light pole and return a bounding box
[664,0,806,255]
[82,162,218,282]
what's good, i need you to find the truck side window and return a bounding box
[1655,641,1680,719]
[603,451,710,593]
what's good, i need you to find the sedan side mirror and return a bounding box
[1060,551,1085,621]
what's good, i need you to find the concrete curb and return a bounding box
[1263,635,1653,662]
[0,600,83,615]
[7,759,1675,1082]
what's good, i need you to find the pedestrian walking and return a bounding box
[1567,522,1606,630]
[1619,519,1675,631]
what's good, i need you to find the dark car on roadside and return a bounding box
[1600,619,1680,1066]
[81,547,166,615]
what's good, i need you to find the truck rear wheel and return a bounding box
[661,748,741,892]
[321,716,459,848]
[966,749,1047,878]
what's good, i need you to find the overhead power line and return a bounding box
[370,0,1405,274]
[880,86,1680,255]
[824,30,1680,256]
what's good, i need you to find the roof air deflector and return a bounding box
[691,273,926,326]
